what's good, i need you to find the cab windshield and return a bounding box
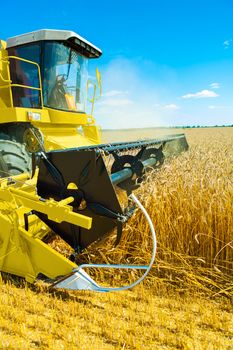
[42,42,88,112]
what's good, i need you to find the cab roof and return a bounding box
[6,29,102,58]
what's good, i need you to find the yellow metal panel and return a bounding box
[0,107,101,148]
[0,218,76,282]
[0,41,6,50]
[0,107,51,123]
[19,225,77,281]
[46,107,89,124]
[0,106,95,126]
[0,180,85,283]
[9,187,92,229]
[83,125,102,144]
[0,210,14,271]
[0,43,12,108]
[42,128,100,150]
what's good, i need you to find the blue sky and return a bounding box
[1,0,233,128]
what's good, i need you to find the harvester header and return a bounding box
[0,28,188,292]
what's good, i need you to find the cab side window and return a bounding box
[8,44,41,108]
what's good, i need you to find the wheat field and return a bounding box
[84,127,233,296]
[0,127,232,349]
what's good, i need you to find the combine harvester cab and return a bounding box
[0,29,188,291]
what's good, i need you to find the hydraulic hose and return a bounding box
[77,193,157,292]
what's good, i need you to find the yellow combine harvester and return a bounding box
[0,29,188,291]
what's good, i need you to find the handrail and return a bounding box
[0,73,11,84]
[0,55,43,107]
[11,84,41,91]
[0,58,11,83]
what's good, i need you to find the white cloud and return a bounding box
[94,58,166,129]
[93,58,232,129]
[154,103,179,110]
[164,103,180,110]
[98,98,133,107]
[223,39,232,49]
[208,105,231,110]
[181,89,219,99]
[103,90,128,97]
[209,82,220,89]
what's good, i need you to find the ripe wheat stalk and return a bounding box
[76,128,233,297]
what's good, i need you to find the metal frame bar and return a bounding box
[52,193,157,292]
[0,55,43,107]
[49,134,187,155]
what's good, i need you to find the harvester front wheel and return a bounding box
[0,140,31,177]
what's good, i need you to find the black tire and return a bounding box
[0,140,31,177]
